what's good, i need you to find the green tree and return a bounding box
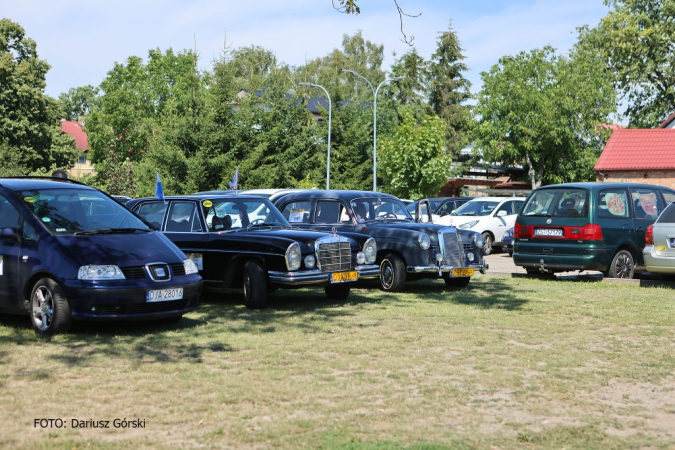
[0,19,77,175]
[57,85,100,121]
[474,46,617,189]
[427,22,473,158]
[578,0,675,127]
[378,108,450,199]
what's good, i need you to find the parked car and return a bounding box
[270,190,488,291]
[434,196,526,255]
[406,197,474,222]
[502,227,514,257]
[643,202,675,277]
[111,195,133,205]
[126,194,379,308]
[513,182,675,278]
[0,178,203,336]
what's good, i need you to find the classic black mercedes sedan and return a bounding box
[271,190,488,291]
[126,195,379,308]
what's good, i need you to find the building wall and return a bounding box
[596,170,675,189]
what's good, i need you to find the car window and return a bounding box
[436,201,454,216]
[203,198,288,230]
[0,195,21,228]
[656,202,675,223]
[629,188,662,219]
[522,189,587,217]
[316,201,342,224]
[662,189,675,205]
[350,197,412,222]
[451,200,499,216]
[598,189,629,219]
[136,202,167,229]
[495,201,516,215]
[281,201,312,223]
[165,202,202,232]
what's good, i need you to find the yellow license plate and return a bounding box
[452,268,474,277]
[331,271,358,283]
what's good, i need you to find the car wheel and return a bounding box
[604,250,635,279]
[30,278,72,336]
[442,275,470,289]
[243,260,267,309]
[379,253,406,292]
[324,284,351,300]
[482,232,493,255]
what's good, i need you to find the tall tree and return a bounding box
[378,107,450,199]
[0,19,77,175]
[578,0,675,127]
[474,46,617,189]
[57,85,100,121]
[427,22,473,158]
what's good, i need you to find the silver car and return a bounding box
[643,202,675,275]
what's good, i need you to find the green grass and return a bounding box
[1,276,674,449]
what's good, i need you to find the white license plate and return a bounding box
[147,288,183,302]
[534,228,563,237]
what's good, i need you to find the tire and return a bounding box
[30,278,72,336]
[482,232,493,255]
[604,250,635,279]
[324,284,351,300]
[379,253,406,292]
[443,275,471,289]
[243,260,267,309]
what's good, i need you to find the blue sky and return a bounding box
[5,0,610,99]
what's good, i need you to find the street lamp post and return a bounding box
[299,82,332,190]
[343,70,404,192]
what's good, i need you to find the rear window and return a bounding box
[656,202,675,224]
[521,189,589,218]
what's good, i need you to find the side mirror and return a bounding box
[497,210,508,217]
[0,227,19,240]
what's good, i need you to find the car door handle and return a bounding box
[636,227,644,232]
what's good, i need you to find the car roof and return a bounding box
[465,196,526,202]
[272,189,400,201]
[132,194,274,202]
[0,177,92,191]
[535,182,673,190]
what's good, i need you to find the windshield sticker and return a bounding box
[639,193,657,216]
[288,211,306,223]
[24,197,35,203]
[41,217,51,223]
[605,193,626,216]
[202,200,213,208]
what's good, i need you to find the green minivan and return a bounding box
[513,182,675,278]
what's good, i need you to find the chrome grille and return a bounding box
[316,237,352,273]
[438,230,463,268]
[147,263,171,281]
[121,266,146,279]
[170,263,186,276]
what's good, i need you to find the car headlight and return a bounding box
[363,238,377,264]
[418,233,430,250]
[78,265,125,280]
[504,229,513,238]
[466,252,475,262]
[304,255,316,269]
[474,233,484,248]
[459,220,479,229]
[285,242,302,271]
[357,252,366,265]
[183,258,199,275]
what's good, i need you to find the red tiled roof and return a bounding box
[594,129,675,171]
[658,111,675,128]
[60,121,89,151]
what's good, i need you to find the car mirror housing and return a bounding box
[0,227,19,240]
[497,210,508,217]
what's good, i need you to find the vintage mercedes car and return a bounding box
[126,194,379,308]
[270,190,488,291]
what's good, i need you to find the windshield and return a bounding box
[350,197,412,222]
[406,199,445,214]
[451,200,499,216]
[21,188,149,235]
[521,189,589,217]
[201,198,289,230]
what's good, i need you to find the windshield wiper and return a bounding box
[74,228,151,235]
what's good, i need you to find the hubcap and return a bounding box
[32,286,54,331]
[616,254,633,278]
[381,260,394,289]
[483,235,492,253]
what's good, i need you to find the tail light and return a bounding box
[513,223,531,239]
[645,225,654,245]
[581,224,603,240]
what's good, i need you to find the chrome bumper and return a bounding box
[268,264,379,286]
[406,259,488,276]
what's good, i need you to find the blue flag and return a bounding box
[155,173,165,201]
[228,168,239,190]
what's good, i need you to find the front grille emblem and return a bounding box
[332,226,338,237]
[546,218,552,224]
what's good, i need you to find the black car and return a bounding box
[271,190,488,291]
[127,195,380,308]
[0,178,203,335]
[406,197,474,222]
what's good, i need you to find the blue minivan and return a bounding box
[0,178,203,335]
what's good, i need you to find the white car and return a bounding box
[434,196,526,254]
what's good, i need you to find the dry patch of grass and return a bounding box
[1,276,674,449]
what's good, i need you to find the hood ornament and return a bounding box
[332,226,338,237]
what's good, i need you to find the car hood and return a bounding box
[362,221,453,234]
[436,215,482,227]
[55,232,186,266]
